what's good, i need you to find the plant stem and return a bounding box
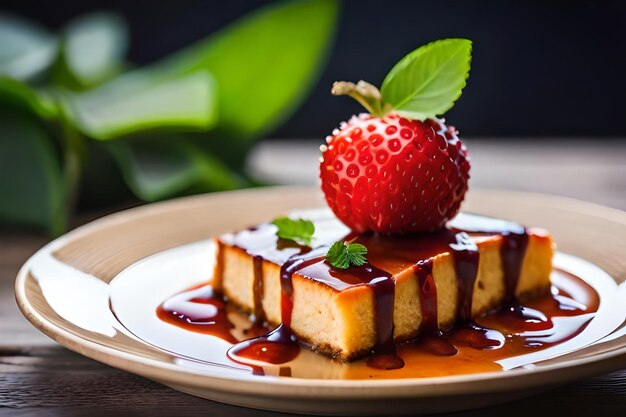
[56,107,85,235]
[331,80,391,116]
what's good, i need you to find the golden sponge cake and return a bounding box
[212,210,554,361]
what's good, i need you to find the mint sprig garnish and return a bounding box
[271,217,315,246]
[326,241,368,269]
[332,38,472,120]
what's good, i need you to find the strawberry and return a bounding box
[319,81,470,234]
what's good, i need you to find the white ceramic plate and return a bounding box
[15,187,626,415]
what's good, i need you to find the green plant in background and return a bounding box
[0,0,339,235]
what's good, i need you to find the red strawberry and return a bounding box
[319,84,470,233]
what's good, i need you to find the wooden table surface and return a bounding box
[1,140,625,416]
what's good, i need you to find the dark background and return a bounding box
[4,0,626,138]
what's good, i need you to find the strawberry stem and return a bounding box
[331,80,392,117]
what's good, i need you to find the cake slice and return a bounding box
[212,210,554,361]
[209,40,556,364]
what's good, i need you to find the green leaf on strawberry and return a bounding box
[332,38,472,120]
[381,38,472,120]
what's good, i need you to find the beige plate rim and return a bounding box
[14,186,626,399]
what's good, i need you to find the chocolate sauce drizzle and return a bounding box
[160,212,543,371]
[252,255,266,324]
[450,233,480,321]
[279,247,323,327]
[411,232,482,357]
[450,216,529,300]
[347,264,403,370]
[501,231,530,300]
[414,260,437,333]
[228,246,327,365]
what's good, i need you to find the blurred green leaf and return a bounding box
[107,136,240,201]
[0,2,340,232]
[62,70,217,140]
[0,77,58,119]
[0,14,57,81]
[53,11,128,89]
[0,109,64,233]
[156,0,339,140]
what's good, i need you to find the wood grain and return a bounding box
[1,345,625,416]
[2,140,626,416]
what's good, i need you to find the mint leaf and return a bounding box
[326,241,368,269]
[271,217,315,246]
[326,241,349,269]
[346,243,368,266]
[380,38,472,120]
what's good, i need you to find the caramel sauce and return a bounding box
[156,283,237,344]
[228,247,324,365]
[157,270,598,378]
[227,323,299,365]
[156,213,600,378]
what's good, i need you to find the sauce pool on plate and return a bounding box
[156,269,598,378]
